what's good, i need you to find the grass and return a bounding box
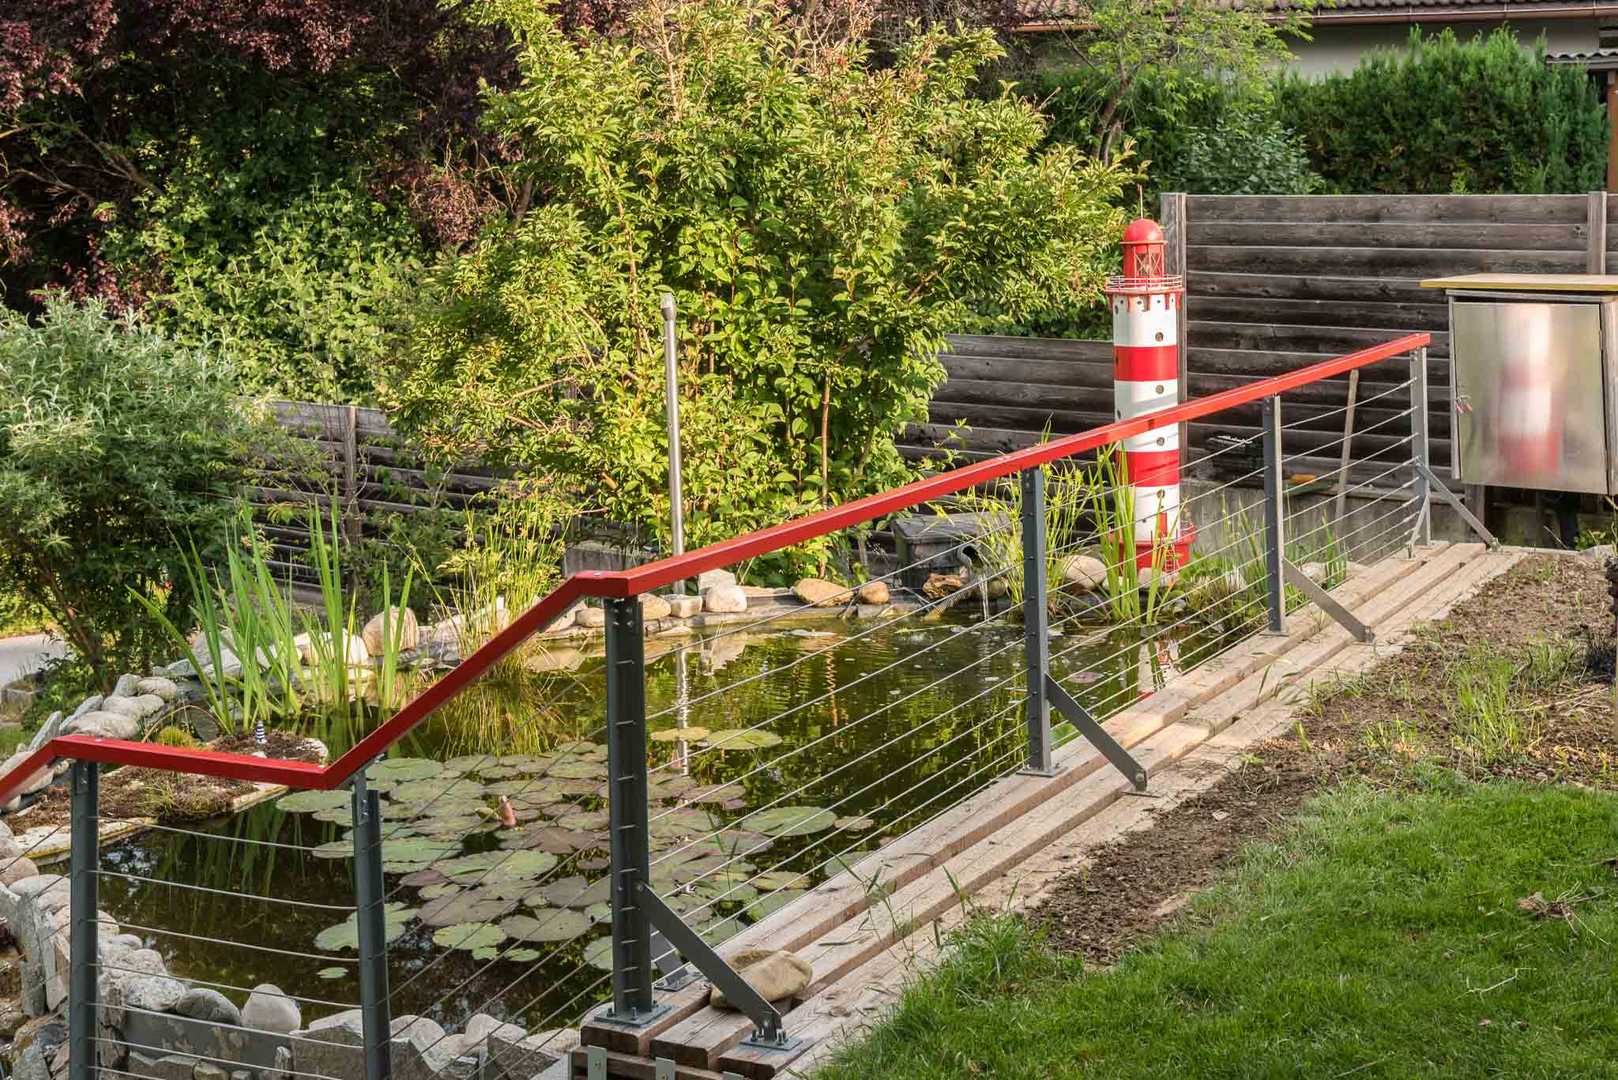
[815,778,1618,1079]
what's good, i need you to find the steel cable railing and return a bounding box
[0,331,1500,1080]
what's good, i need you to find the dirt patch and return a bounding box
[9,730,323,830]
[1030,553,1618,966]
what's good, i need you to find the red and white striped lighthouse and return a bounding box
[1107,219,1191,571]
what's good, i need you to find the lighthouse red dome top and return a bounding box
[1108,217,1181,294]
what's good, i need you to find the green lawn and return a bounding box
[815,777,1618,1079]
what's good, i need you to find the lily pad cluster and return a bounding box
[281,738,881,975]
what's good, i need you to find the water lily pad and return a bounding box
[536,875,611,909]
[500,909,591,943]
[749,889,806,919]
[701,729,784,752]
[277,790,350,815]
[390,777,485,805]
[434,849,559,885]
[684,783,746,805]
[585,902,612,924]
[548,760,606,780]
[312,839,354,859]
[650,726,709,744]
[419,883,461,900]
[399,868,446,888]
[499,825,595,855]
[383,837,461,869]
[312,806,355,825]
[746,806,835,837]
[317,967,348,980]
[649,807,722,840]
[419,890,518,928]
[584,936,615,972]
[833,815,876,832]
[372,758,444,782]
[556,809,609,831]
[696,915,746,946]
[432,922,505,951]
[752,871,810,891]
[314,904,414,951]
[507,947,540,963]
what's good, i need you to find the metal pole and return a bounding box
[68,761,98,1080]
[606,597,657,1021]
[352,771,393,1080]
[661,293,686,594]
[1261,397,1286,634]
[1410,346,1432,547]
[1019,467,1054,775]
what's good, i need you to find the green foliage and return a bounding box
[0,298,259,687]
[1277,29,1608,194]
[1163,104,1321,195]
[153,725,200,748]
[102,83,428,402]
[388,0,1129,578]
[818,779,1618,1078]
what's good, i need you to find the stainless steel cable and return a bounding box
[92,868,356,911]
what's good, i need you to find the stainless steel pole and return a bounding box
[1019,467,1054,775]
[1261,396,1286,634]
[352,770,393,1080]
[69,762,98,1080]
[661,293,686,594]
[606,597,657,1021]
[1410,346,1432,547]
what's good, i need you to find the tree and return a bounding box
[0,298,260,687]
[387,0,1130,578]
[1028,0,1313,162]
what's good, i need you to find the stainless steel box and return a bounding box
[1448,293,1618,495]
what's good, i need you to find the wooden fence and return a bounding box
[904,192,1618,479]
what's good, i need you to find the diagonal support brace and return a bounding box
[1416,463,1498,548]
[1282,559,1374,643]
[637,883,809,1054]
[1045,677,1147,791]
[650,929,698,991]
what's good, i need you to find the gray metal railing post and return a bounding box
[1410,346,1433,546]
[605,596,659,1023]
[1020,466,1054,775]
[352,770,393,1080]
[68,761,98,1080]
[1261,396,1286,633]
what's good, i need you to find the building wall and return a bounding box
[1285,18,1598,76]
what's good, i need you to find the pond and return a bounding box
[93,603,1257,1037]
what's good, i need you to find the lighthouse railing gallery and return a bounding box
[0,224,1495,1080]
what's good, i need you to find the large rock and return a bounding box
[173,988,242,1026]
[110,674,141,698]
[543,603,581,635]
[792,578,852,608]
[702,584,747,614]
[102,974,186,1028]
[61,711,140,741]
[856,580,890,605]
[485,1025,562,1080]
[639,594,673,621]
[99,694,165,721]
[361,607,420,657]
[294,633,368,669]
[708,948,812,1009]
[25,712,62,753]
[135,677,180,702]
[667,594,701,619]
[574,607,606,630]
[240,984,300,1034]
[696,568,737,592]
[0,752,52,796]
[1059,554,1109,592]
[0,858,38,887]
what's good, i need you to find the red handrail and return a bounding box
[0,332,1429,804]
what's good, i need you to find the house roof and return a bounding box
[1547,45,1618,66]
[1016,0,1618,32]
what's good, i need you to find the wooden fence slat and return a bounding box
[938,354,1113,390]
[1187,245,1585,277]
[1187,295,1447,332]
[1187,220,1586,253]
[1186,271,1435,305]
[1187,320,1450,358]
[1188,194,1588,225]
[941,334,1113,361]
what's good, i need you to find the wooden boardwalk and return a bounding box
[571,541,1523,1080]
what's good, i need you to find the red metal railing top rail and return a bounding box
[0,332,1430,804]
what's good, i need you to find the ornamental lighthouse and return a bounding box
[1106,219,1192,571]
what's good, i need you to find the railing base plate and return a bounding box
[589,1002,672,1031]
[739,1033,813,1055]
[1016,765,1064,779]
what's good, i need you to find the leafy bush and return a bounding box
[388,0,1130,578]
[1163,105,1321,195]
[0,298,260,687]
[1277,29,1608,194]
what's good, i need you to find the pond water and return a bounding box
[94,604,1257,1036]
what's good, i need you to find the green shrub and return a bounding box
[1164,105,1321,195]
[389,0,1131,578]
[0,298,261,687]
[1277,29,1608,194]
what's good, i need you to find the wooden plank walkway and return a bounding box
[570,542,1523,1079]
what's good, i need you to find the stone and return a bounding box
[485,1026,561,1080]
[241,984,300,1034]
[639,594,673,621]
[696,568,737,591]
[522,647,583,674]
[920,572,966,599]
[25,712,62,753]
[61,710,140,741]
[702,584,747,614]
[135,677,180,702]
[1059,554,1109,591]
[163,660,197,680]
[362,607,420,657]
[126,1051,197,1080]
[855,580,890,605]
[543,603,580,635]
[100,694,165,721]
[101,974,186,1028]
[1298,560,1329,584]
[792,578,852,608]
[574,606,606,629]
[68,696,102,722]
[173,988,242,1026]
[708,948,812,1009]
[201,649,243,680]
[0,752,53,795]
[193,1063,229,1080]
[667,595,702,619]
[111,674,141,698]
[0,857,38,887]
